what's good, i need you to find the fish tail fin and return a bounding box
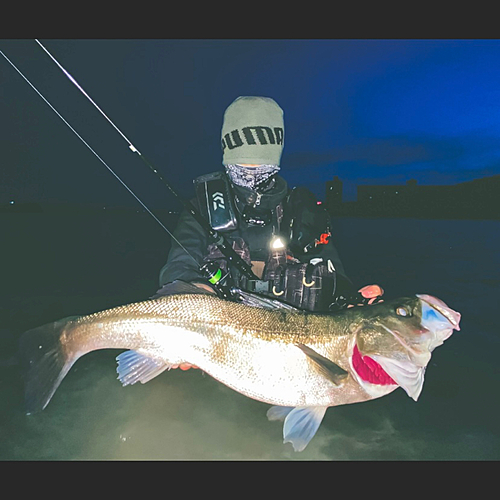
[19,316,79,414]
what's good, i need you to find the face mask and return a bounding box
[225,164,280,190]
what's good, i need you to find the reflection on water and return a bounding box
[1,213,499,459]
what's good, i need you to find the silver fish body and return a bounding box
[21,289,460,451]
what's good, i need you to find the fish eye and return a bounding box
[396,306,411,317]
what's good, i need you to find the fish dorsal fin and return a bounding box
[116,350,170,386]
[267,406,328,452]
[152,282,300,312]
[151,280,215,299]
[296,343,349,386]
[234,289,299,311]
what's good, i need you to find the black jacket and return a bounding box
[158,173,354,309]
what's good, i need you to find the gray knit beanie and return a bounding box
[221,96,284,166]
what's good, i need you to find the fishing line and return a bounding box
[35,39,138,153]
[33,39,195,210]
[0,47,201,268]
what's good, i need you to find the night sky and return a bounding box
[2,39,500,209]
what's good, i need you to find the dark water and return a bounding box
[1,211,499,460]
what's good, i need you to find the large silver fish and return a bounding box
[21,282,460,451]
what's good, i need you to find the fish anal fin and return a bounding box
[116,350,170,386]
[296,343,348,386]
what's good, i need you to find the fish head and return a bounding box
[349,295,461,401]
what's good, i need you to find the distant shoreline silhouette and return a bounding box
[325,174,500,220]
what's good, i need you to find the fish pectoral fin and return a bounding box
[282,406,328,452]
[296,343,349,386]
[116,350,170,386]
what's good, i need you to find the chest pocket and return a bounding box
[194,171,238,232]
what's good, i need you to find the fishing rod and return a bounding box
[1,40,259,298]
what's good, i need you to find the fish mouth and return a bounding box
[417,294,461,330]
[417,294,461,350]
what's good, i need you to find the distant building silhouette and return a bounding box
[325,174,500,219]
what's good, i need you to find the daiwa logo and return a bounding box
[221,126,284,152]
[212,192,225,211]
